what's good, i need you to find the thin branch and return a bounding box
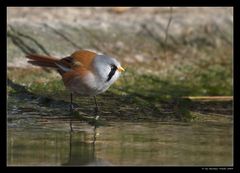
[163,7,173,55]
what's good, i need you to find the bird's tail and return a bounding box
[26,54,59,68]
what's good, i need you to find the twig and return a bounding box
[182,96,233,101]
[163,7,173,55]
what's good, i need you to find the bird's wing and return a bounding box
[62,68,90,87]
[57,50,97,72]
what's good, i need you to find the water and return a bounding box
[7,116,233,166]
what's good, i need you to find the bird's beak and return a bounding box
[117,66,125,72]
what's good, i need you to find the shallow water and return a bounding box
[7,114,233,166]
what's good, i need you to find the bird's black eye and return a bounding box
[106,64,117,82]
[111,64,117,70]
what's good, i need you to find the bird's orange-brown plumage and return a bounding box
[26,50,97,71]
[26,54,59,68]
[62,68,89,87]
[26,50,97,87]
[70,50,97,70]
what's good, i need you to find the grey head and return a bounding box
[92,54,123,85]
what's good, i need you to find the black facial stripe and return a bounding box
[106,65,117,82]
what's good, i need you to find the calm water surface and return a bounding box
[7,116,233,166]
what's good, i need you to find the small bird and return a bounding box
[26,50,125,115]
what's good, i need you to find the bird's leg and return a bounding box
[70,93,74,112]
[93,96,99,115]
[70,93,73,132]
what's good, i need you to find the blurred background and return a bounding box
[7,7,233,96]
[7,7,233,166]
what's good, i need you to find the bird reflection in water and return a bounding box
[62,123,112,166]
